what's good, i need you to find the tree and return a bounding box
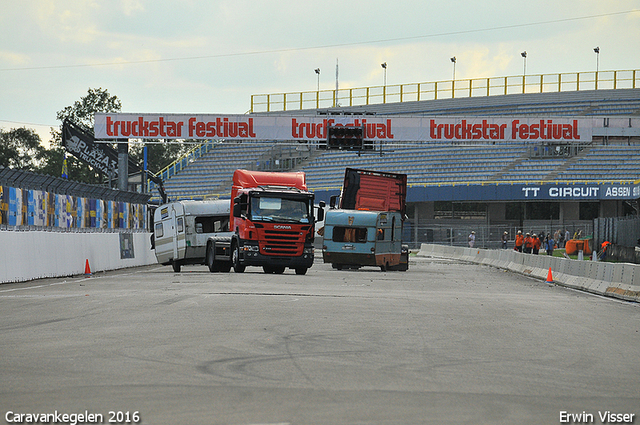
[56,87,122,131]
[37,87,190,187]
[0,127,46,170]
[129,141,191,177]
[43,87,122,184]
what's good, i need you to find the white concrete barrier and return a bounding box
[417,243,640,303]
[0,231,158,284]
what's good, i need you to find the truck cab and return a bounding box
[205,169,323,275]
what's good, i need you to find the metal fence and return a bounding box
[593,216,640,249]
[405,221,593,250]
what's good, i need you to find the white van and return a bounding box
[153,200,230,272]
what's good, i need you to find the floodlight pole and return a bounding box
[594,47,600,89]
[381,62,387,103]
[451,57,456,98]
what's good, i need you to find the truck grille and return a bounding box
[260,229,302,255]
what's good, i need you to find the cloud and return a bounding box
[121,0,144,16]
[0,51,31,67]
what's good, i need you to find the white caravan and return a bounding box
[153,200,230,272]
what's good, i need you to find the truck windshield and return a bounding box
[250,196,310,224]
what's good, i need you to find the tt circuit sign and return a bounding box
[406,183,640,203]
[94,113,597,142]
[520,184,640,200]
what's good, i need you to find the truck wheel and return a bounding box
[273,266,285,274]
[206,245,217,273]
[295,267,307,275]
[172,260,181,273]
[232,242,246,273]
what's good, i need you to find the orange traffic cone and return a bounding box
[546,267,553,283]
[84,259,92,276]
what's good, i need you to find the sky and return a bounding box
[1,0,639,145]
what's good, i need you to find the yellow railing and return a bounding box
[250,69,639,113]
[147,140,216,192]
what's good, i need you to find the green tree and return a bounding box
[42,87,122,184]
[129,141,191,177]
[56,87,122,131]
[51,87,191,183]
[0,127,46,170]
[37,87,190,187]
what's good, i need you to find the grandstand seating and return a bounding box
[160,88,640,200]
[556,146,640,181]
[162,142,273,199]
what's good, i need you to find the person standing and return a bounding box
[545,234,555,256]
[532,233,541,255]
[501,231,508,249]
[523,232,533,254]
[468,231,476,248]
[515,230,524,252]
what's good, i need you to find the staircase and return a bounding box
[544,146,593,180]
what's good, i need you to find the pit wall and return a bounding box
[0,231,158,284]
[417,244,640,303]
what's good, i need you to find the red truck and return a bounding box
[205,169,323,275]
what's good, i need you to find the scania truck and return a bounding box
[322,168,408,271]
[205,169,323,275]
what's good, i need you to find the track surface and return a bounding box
[1,257,638,425]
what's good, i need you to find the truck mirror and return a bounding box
[316,206,324,222]
[319,201,326,208]
[233,203,242,218]
[329,195,338,209]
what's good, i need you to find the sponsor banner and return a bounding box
[94,113,594,142]
[63,121,119,176]
[401,183,640,203]
[310,182,640,205]
[63,121,147,178]
[519,184,640,200]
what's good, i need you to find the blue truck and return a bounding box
[322,168,408,271]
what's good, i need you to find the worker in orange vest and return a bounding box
[599,241,611,260]
[532,233,541,255]
[515,230,524,252]
[523,232,533,254]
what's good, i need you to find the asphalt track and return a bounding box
[0,256,638,425]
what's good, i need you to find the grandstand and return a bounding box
[159,87,640,200]
[150,78,640,248]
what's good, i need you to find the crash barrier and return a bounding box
[0,230,157,284]
[417,244,640,303]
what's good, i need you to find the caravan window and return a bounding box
[155,222,164,238]
[332,226,367,243]
[195,216,229,233]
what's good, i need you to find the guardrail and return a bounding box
[250,69,639,113]
[417,243,640,303]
